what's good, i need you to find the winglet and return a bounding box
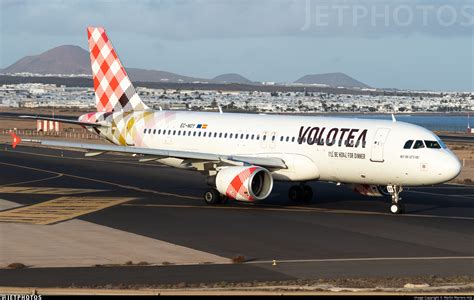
[10,132,21,149]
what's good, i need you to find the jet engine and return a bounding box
[214,166,273,201]
[351,184,390,197]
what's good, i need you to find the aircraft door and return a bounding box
[370,128,390,162]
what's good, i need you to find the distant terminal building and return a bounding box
[37,120,60,132]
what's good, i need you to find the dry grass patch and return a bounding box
[231,255,246,264]
[7,262,26,269]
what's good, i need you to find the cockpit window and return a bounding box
[413,140,425,149]
[403,140,414,149]
[425,140,441,149]
[438,140,447,149]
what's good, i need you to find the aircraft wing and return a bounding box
[20,115,110,127]
[23,139,287,169]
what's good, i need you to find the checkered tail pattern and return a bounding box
[87,27,149,113]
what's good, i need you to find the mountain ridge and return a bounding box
[295,72,371,89]
[2,45,372,88]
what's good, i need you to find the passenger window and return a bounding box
[203,132,207,137]
[251,134,254,140]
[224,133,228,138]
[143,129,147,134]
[193,132,197,136]
[272,136,275,141]
[280,136,283,142]
[188,131,192,136]
[425,140,441,149]
[230,133,233,138]
[198,132,202,137]
[158,129,161,134]
[286,136,289,142]
[413,140,425,149]
[263,135,266,141]
[256,135,260,140]
[214,133,217,138]
[178,130,181,136]
[152,129,156,134]
[403,140,413,149]
[246,134,249,139]
[173,130,176,135]
[292,137,295,142]
[240,134,244,139]
[148,129,152,134]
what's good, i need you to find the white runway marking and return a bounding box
[3,148,169,168]
[0,174,63,187]
[414,185,474,189]
[0,161,200,200]
[248,256,474,265]
[123,203,474,221]
[407,190,474,200]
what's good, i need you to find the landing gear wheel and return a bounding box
[288,185,303,202]
[302,185,313,203]
[390,203,402,214]
[204,189,221,205]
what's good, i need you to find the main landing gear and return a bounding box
[204,188,229,205]
[288,183,313,203]
[203,189,221,205]
[387,185,405,214]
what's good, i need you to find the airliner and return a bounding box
[17,27,462,214]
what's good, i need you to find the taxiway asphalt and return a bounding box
[0,144,473,287]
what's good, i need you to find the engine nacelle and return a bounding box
[351,184,390,197]
[215,166,273,201]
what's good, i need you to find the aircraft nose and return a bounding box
[444,153,462,181]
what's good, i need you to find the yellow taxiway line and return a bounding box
[0,196,135,225]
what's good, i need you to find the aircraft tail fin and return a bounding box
[87,27,149,112]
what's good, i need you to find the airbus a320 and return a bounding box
[18,27,462,214]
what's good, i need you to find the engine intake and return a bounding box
[215,166,273,201]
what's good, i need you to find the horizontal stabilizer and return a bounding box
[20,115,110,127]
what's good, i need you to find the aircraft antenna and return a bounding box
[218,105,223,114]
[391,113,397,123]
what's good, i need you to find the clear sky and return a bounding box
[0,0,473,91]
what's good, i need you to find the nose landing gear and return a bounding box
[387,185,405,214]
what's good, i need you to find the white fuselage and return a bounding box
[92,111,462,187]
